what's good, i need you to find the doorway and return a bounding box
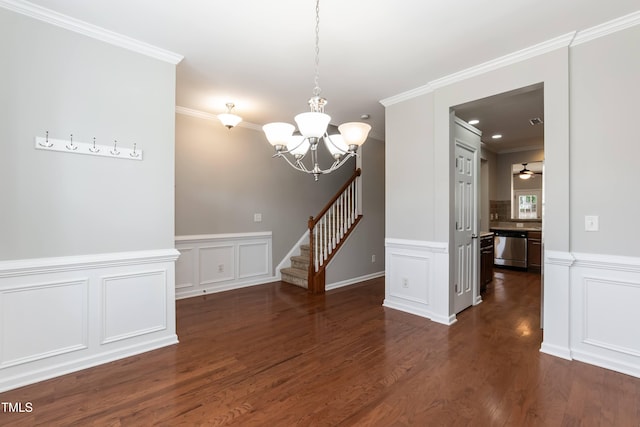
[451,83,544,321]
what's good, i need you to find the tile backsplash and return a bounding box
[489,200,511,221]
[489,200,542,228]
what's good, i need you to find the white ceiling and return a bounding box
[18,0,640,141]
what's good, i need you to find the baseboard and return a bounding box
[326,271,385,291]
[175,275,278,300]
[383,298,457,325]
[0,335,178,393]
[572,349,640,379]
[539,343,572,361]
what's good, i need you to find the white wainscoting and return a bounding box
[0,249,180,392]
[569,252,640,378]
[175,233,276,299]
[383,238,452,325]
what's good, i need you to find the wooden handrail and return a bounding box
[307,167,362,293]
[309,168,361,227]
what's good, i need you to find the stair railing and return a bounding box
[307,168,362,293]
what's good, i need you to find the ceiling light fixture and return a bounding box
[218,103,242,129]
[262,0,370,181]
[492,134,502,139]
[519,163,534,180]
[468,119,479,125]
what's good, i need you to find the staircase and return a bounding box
[280,243,312,289]
[280,168,362,293]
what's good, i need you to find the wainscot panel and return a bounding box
[175,233,276,299]
[0,249,179,392]
[383,238,452,325]
[570,252,640,378]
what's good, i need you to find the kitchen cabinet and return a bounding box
[527,231,542,272]
[480,233,494,292]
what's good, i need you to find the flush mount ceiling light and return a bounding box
[262,0,371,181]
[218,103,242,129]
[519,163,535,180]
[468,119,480,125]
[492,134,503,139]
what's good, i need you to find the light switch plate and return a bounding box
[254,213,262,223]
[585,215,599,232]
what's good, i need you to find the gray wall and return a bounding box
[326,137,386,283]
[570,25,640,257]
[385,94,436,241]
[0,9,177,260]
[386,47,569,251]
[385,24,639,258]
[175,113,385,280]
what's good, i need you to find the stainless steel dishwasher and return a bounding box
[493,230,527,268]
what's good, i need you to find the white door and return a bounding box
[453,119,480,314]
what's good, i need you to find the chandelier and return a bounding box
[262,0,371,181]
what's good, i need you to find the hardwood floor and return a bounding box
[2,270,639,426]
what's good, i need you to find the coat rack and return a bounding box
[35,132,143,161]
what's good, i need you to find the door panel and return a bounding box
[453,118,480,314]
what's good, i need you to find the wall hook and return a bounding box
[89,137,100,153]
[129,142,140,158]
[66,134,78,151]
[110,140,120,156]
[39,130,54,148]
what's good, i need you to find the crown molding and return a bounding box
[379,32,575,107]
[175,106,262,131]
[571,10,640,47]
[379,83,434,107]
[0,0,183,64]
[380,9,640,106]
[430,32,576,91]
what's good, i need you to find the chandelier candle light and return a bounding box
[262,0,371,180]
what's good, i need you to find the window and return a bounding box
[513,190,542,219]
[518,194,537,219]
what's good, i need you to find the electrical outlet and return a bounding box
[402,278,409,288]
[218,264,224,273]
[371,254,376,263]
[585,215,599,232]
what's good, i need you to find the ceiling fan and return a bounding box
[518,163,539,180]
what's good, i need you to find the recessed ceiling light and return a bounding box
[492,134,502,139]
[468,119,479,125]
[360,114,370,120]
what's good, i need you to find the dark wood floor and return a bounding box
[2,270,640,426]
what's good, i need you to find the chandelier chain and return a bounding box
[313,0,321,97]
